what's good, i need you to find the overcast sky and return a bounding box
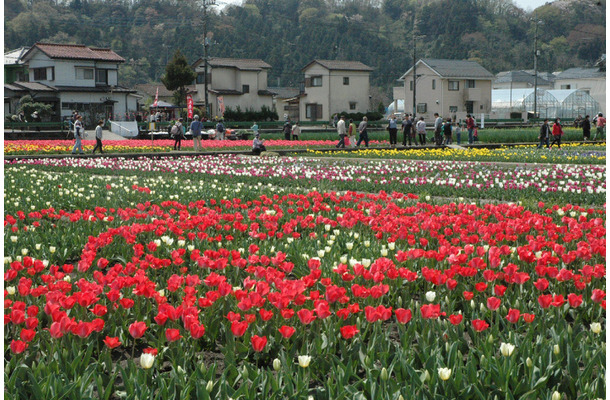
[218,0,554,11]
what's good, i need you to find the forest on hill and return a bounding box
[4,0,606,100]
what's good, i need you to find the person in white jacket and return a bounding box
[92,120,104,154]
[416,117,427,145]
[335,115,347,148]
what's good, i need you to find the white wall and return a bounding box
[300,63,371,122]
[28,51,120,87]
[553,77,606,114]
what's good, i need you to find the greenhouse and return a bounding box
[491,89,599,120]
[546,90,600,120]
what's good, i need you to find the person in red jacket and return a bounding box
[549,118,563,150]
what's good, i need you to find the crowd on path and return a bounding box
[67,108,606,156]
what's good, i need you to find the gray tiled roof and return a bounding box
[267,87,300,99]
[23,43,124,62]
[303,60,373,72]
[555,67,605,80]
[494,70,552,86]
[420,59,494,78]
[208,57,271,70]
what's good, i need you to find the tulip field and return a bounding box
[3,147,606,399]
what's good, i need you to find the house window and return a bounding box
[76,68,94,80]
[409,81,413,91]
[560,84,571,90]
[96,69,108,85]
[416,103,427,113]
[349,102,357,110]
[343,77,349,85]
[448,81,459,91]
[449,106,458,113]
[33,67,47,81]
[242,85,250,93]
[432,80,436,90]
[466,80,476,88]
[306,103,323,120]
[311,76,322,87]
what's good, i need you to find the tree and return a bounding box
[161,50,196,108]
[18,95,53,120]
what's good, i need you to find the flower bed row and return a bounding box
[6,154,606,206]
[303,143,606,165]
[4,162,606,398]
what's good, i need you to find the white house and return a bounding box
[298,60,373,122]
[191,57,275,117]
[553,65,605,114]
[12,42,138,126]
[399,58,493,121]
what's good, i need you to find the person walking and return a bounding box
[283,120,292,141]
[356,116,369,148]
[454,121,462,145]
[336,115,347,148]
[402,114,413,146]
[549,118,563,150]
[251,122,259,136]
[172,118,185,150]
[537,119,551,149]
[416,116,427,145]
[71,115,85,155]
[387,114,398,147]
[443,118,452,145]
[348,118,357,148]
[190,115,203,151]
[593,112,605,140]
[215,120,226,141]
[92,120,104,154]
[466,114,475,144]
[582,115,591,141]
[433,113,443,146]
[291,121,301,141]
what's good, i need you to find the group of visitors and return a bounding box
[378,113,478,147]
[333,115,371,148]
[537,112,605,150]
[71,112,104,155]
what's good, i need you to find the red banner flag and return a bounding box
[152,87,159,108]
[187,94,193,119]
[217,96,225,116]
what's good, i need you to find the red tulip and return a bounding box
[463,291,474,300]
[420,304,441,319]
[143,347,158,356]
[551,295,566,307]
[20,328,36,342]
[472,319,489,332]
[567,293,583,308]
[365,306,380,323]
[493,285,507,297]
[189,323,206,339]
[449,314,463,325]
[486,297,501,311]
[231,320,248,337]
[91,304,108,316]
[259,309,274,321]
[474,282,488,292]
[10,339,28,354]
[296,309,316,325]
[537,294,553,309]
[165,328,182,342]
[73,321,93,338]
[591,289,605,303]
[251,335,267,352]
[278,325,296,339]
[395,308,412,324]
[120,298,135,309]
[533,278,549,291]
[340,325,359,339]
[25,317,38,330]
[505,308,520,324]
[47,321,63,339]
[129,321,147,339]
[522,313,536,323]
[103,336,121,349]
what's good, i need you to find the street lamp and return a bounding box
[533,18,543,120]
[203,0,216,119]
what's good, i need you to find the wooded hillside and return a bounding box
[5,0,606,100]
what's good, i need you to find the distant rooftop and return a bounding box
[22,43,125,62]
[494,70,552,86]
[555,67,605,80]
[4,47,30,65]
[400,59,494,80]
[302,59,374,72]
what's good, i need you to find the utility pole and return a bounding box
[533,17,541,120]
[203,0,216,119]
[412,14,417,119]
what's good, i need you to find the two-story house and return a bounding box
[399,58,493,120]
[13,42,137,126]
[191,57,275,117]
[553,62,605,114]
[299,60,373,122]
